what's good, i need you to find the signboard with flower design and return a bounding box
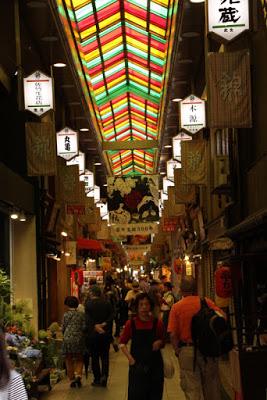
[107,175,159,225]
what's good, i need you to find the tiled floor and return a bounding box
[43,345,186,400]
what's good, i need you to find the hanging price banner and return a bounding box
[180,95,206,134]
[24,70,53,116]
[208,0,249,42]
[57,127,79,161]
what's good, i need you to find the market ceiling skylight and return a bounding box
[56,0,179,175]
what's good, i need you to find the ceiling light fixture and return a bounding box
[160,172,166,175]
[61,231,68,237]
[80,128,89,132]
[61,84,74,89]
[41,36,58,42]
[10,212,19,220]
[65,252,70,257]
[190,0,205,3]
[27,0,47,8]
[53,62,67,68]
[179,59,193,64]
[68,101,80,106]
[94,162,102,166]
[164,145,172,148]
[19,212,27,222]
[172,98,182,102]
[182,32,201,38]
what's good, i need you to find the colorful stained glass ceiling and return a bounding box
[56,0,179,175]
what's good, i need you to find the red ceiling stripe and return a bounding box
[124,2,147,21]
[96,3,120,24]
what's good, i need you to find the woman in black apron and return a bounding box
[120,292,164,400]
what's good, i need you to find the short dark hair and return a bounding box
[164,282,173,290]
[134,292,154,312]
[0,330,10,386]
[180,277,197,294]
[64,296,79,308]
[90,285,102,298]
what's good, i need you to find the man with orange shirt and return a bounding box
[168,277,223,400]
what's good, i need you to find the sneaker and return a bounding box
[100,375,107,387]
[91,380,102,387]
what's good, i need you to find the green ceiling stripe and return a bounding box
[76,4,93,21]
[125,21,148,37]
[95,0,118,12]
[128,61,149,77]
[126,44,148,60]
[99,22,122,38]
[102,45,124,61]
[104,61,126,78]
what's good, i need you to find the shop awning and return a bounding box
[77,238,104,251]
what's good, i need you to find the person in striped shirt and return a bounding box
[0,329,28,400]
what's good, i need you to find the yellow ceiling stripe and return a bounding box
[99,12,121,30]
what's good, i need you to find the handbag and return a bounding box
[161,348,175,379]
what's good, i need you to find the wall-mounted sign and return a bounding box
[24,70,53,116]
[111,222,158,237]
[57,127,79,161]
[208,0,249,41]
[66,205,85,215]
[180,94,206,134]
[124,244,151,253]
[86,185,100,203]
[172,135,181,162]
[208,0,249,42]
[167,158,181,181]
[163,176,174,195]
[80,170,94,194]
[67,151,85,175]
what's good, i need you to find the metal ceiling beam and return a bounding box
[102,140,158,151]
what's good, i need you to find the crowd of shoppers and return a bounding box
[60,274,227,400]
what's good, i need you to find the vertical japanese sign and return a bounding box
[208,50,252,128]
[80,170,94,195]
[180,95,206,134]
[57,127,79,161]
[208,0,249,42]
[67,151,85,175]
[24,71,53,116]
[25,122,57,176]
[167,158,181,181]
[181,140,208,185]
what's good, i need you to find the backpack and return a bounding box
[191,298,233,359]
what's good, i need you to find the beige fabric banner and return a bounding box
[181,140,207,185]
[56,159,80,203]
[25,122,57,176]
[166,187,186,215]
[174,169,197,204]
[208,50,252,128]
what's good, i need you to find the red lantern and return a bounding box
[174,258,183,275]
[215,266,232,298]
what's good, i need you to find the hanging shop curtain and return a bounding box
[77,237,104,251]
[56,159,80,204]
[174,169,197,204]
[25,122,57,176]
[208,50,252,128]
[181,140,208,186]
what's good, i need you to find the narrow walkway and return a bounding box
[44,345,185,400]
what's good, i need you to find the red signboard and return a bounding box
[66,205,85,215]
[162,217,179,232]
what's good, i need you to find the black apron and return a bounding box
[128,318,164,400]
